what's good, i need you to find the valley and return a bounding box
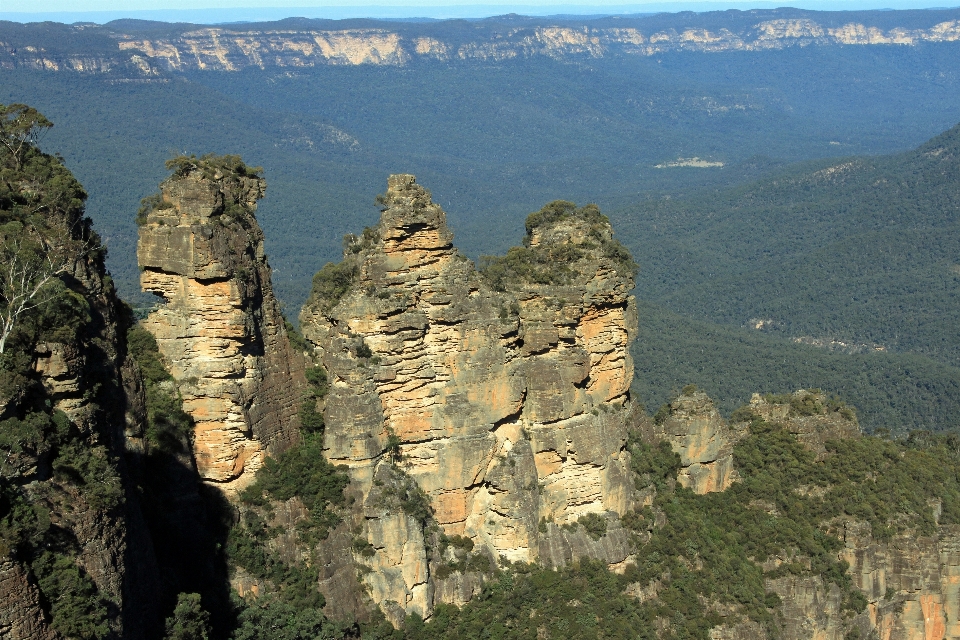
[1,6,960,638]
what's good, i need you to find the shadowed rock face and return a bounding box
[300,174,638,621]
[137,162,305,493]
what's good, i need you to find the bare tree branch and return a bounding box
[0,222,93,353]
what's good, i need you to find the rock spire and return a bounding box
[137,155,305,492]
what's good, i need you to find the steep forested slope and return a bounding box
[614,122,960,369]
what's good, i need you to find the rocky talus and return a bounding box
[137,160,305,493]
[300,175,639,622]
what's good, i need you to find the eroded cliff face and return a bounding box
[4,14,960,73]
[299,174,638,621]
[755,521,960,640]
[643,390,741,494]
[137,159,305,493]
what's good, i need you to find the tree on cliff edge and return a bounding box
[0,103,92,353]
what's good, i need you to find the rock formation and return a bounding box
[299,175,639,621]
[137,155,305,492]
[6,15,960,73]
[642,389,741,493]
[746,389,861,457]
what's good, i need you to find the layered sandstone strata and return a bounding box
[300,174,638,620]
[138,159,304,492]
[10,17,960,74]
[644,390,741,493]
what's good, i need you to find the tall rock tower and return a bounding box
[300,175,640,622]
[137,155,305,493]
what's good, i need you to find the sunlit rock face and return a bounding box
[644,390,741,494]
[138,161,305,493]
[300,174,638,620]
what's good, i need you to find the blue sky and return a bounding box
[1,0,956,23]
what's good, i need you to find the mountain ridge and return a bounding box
[3,8,960,74]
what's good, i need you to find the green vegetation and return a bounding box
[127,324,194,455]
[238,432,349,542]
[306,259,359,311]
[433,533,493,580]
[374,467,434,527]
[136,153,263,227]
[231,594,352,640]
[0,103,121,638]
[32,552,111,640]
[0,103,95,356]
[618,415,960,637]
[0,415,121,638]
[388,559,652,640]
[479,201,636,291]
[576,513,608,540]
[614,121,960,374]
[225,431,349,629]
[53,443,124,511]
[299,364,328,435]
[136,192,173,226]
[164,593,212,640]
[164,153,263,181]
[284,318,310,354]
[631,299,960,433]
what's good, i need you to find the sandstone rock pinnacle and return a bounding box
[300,175,639,621]
[137,155,306,493]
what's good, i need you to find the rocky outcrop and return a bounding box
[138,157,305,493]
[639,389,858,495]
[745,389,861,457]
[756,521,960,640]
[643,390,742,494]
[841,520,960,640]
[300,174,638,619]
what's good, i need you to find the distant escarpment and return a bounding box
[299,175,639,622]
[137,154,305,493]
[2,9,960,74]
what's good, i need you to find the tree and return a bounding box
[0,104,52,171]
[164,593,212,640]
[0,103,91,353]
[0,224,83,353]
